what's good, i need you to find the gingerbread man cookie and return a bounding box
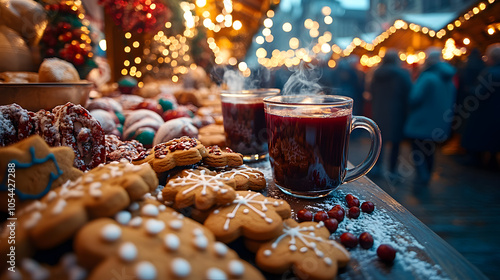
[0,161,158,263]
[203,145,243,168]
[254,219,350,280]
[219,165,266,191]
[0,135,83,211]
[74,203,264,280]
[150,136,207,173]
[204,191,291,243]
[161,168,236,210]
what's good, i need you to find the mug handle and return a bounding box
[344,116,382,183]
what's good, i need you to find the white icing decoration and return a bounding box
[119,242,138,262]
[222,165,261,180]
[206,268,227,280]
[158,205,167,212]
[169,220,183,230]
[89,181,102,197]
[84,176,94,183]
[193,228,203,236]
[46,191,57,202]
[164,234,180,251]
[108,165,124,178]
[300,247,308,253]
[135,261,157,280]
[214,242,228,257]
[263,250,272,256]
[171,258,191,277]
[100,173,110,180]
[324,257,333,266]
[101,224,121,242]
[243,209,249,214]
[24,212,42,229]
[115,211,132,225]
[228,260,245,276]
[223,192,276,231]
[52,199,67,215]
[194,235,208,250]
[21,258,49,280]
[289,244,297,251]
[141,204,159,217]
[145,219,165,235]
[129,217,143,227]
[68,266,87,280]
[213,209,220,214]
[129,202,140,211]
[157,192,164,202]
[168,170,230,196]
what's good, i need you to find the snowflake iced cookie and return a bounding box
[161,168,236,210]
[253,219,350,280]
[203,145,243,168]
[0,161,158,263]
[0,135,83,211]
[219,165,266,191]
[150,136,207,173]
[203,191,291,243]
[74,204,264,280]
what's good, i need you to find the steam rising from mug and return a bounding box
[282,62,323,96]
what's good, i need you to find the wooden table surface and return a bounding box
[247,159,487,280]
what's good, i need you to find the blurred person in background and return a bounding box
[461,43,500,169]
[404,49,456,185]
[369,50,412,177]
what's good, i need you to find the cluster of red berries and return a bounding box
[296,193,397,263]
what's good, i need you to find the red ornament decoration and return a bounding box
[99,0,171,34]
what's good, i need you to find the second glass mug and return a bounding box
[220,88,280,162]
[264,95,382,198]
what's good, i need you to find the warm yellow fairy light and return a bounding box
[124,60,130,66]
[309,29,319,38]
[196,0,206,7]
[289,37,299,49]
[304,19,313,29]
[324,16,333,25]
[463,38,470,45]
[267,10,274,18]
[121,69,127,75]
[165,22,172,28]
[283,22,292,32]
[264,18,273,28]
[321,43,330,53]
[321,6,331,16]
[488,27,495,35]
[125,32,132,39]
[138,82,144,88]
[233,20,242,30]
[124,46,131,53]
[266,35,274,42]
[238,62,248,72]
[256,36,264,44]
[228,57,237,65]
[133,41,140,48]
[262,28,271,36]
[429,30,436,37]
[256,48,267,58]
[172,75,178,82]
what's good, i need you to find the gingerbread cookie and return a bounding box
[0,135,82,211]
[150,136,207,173]
[203,145,243,168]
[254,219,350,280]
[203,191,291,243]
[0,160,158,263]
[219,165,266,191]
[198,123,226,147]
[74,204,264,280]
[162,168,236,210]
[0,254,87,280]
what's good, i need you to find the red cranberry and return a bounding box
[377,244,397,263]
[346,194,360,207]
[359,232,374,249]
[347,206,361,219]
[361,201,375,213]
[340,232,358,248]
[296,209,313,222]
[314,211,329,222]
[324,219,338,233]
[327,205,345,223]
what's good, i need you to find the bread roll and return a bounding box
[38,58,80,82]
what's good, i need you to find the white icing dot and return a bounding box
[157,192,164,202]
[193,228,204,236]
[135,261,157,280]
[171,258,191,277]
[68,266,87,280]
[273,201,279,206]
[22,258,49,280]
[84,176,93,183]
[145,219,165,235]
[289,244,297,252]
[206,268,227,280]
[214,242,228,257]
[24,212,42,229]
[129,217,143,227]
[300,247,308,253]
[263,249,272,257]
[158,205,167,212]
[213,209,220,214]
[220,189,228,194]
[228,260,245,276]
[315,249,324,258]
[169,220,183,230]
[243,209,249,214]
[115,211,132,225]
[129,202,140,211]
[324,257,332,266]
[101,224,121,242]
[52,199,67,215]
[164,234,180,251]
[46,191,57,202]
[141,204,159,217]
[119,242,137,262]
[194,235,208,250]
[100,173,110,180]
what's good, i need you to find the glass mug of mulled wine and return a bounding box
[264,95,382,198]
[220,88,280,162]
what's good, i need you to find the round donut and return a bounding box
[52,102,105,171]
[0,103,37,146]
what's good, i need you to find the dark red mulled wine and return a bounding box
[266,111,352,196]
[221,101,268,157]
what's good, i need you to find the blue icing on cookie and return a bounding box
[0,146,63,200]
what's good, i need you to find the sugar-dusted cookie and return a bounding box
[74,204,264,280]
[162,168,236,210]
[219,165,266,191]
[0,161,158,263]
[254,219,350,280]
[204,191,291,243]
[151,136,207,173]
[203,145,243,168]
[105,134,147,163]
[0,135,83,211]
